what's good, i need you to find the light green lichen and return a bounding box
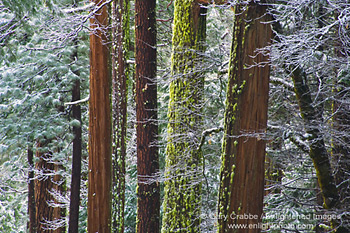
[162,1,206,232]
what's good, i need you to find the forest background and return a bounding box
[0,0,349,232]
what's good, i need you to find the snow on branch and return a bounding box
[64,95,89,105]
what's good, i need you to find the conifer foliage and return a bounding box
[1,0,350,232]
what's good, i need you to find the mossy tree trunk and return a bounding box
[135,0,160,232]
[217,2,272,232]
[162,1,206,232]
[88,0,112,232]
[290,67,339,209]
[111,0,130,232]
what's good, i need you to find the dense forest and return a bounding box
[0,0,349,232]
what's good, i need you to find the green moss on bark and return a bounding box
[162,1,206,232]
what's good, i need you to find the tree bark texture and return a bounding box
[35,142,65,233]
[218,2,272,233]
[88,0,112,232]
[28,147,36,233]
[135,0,160,232]
[111,0,129,232]
[162,1,206,232]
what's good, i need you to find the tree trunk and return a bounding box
[291,67,339,209]
[135,0,160,232]
[28,147,36,233]
[111,0,129,232]
[35,142,65,233]
[88,0,112,232]
[53,163,66,233]
[162,1,206,232]
[68,70,82,232]
[217,2,272,232]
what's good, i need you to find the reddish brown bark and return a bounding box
[218,2,272,232]
[88,0,112,232]
[34,142,65,233]
[135,0,160,232]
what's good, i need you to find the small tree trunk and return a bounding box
[111,1,129,232]
[135,0,160,232]
[68,80,82,233]
[28,147,36,233]
[291,67,339,209]
[88,0,112,232]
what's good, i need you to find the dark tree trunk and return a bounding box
[111,0,129,232]
[218,2,272,232]
[28,147,36,233]
[135,0,160,232]
[291,67,339,209]
[68,2,83,231]
[88,0,112,232]
[68,77,82,232]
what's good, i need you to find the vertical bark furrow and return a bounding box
[135,0,160,232]
[88,0,112,232]
[218,2,272,232]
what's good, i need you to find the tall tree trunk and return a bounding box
[135,0,159,232]
[111,0,129,232]
[68,52,82,232]
[88,0,112,232]
[162,1,206,232]
[217,2,272,232]
[28,147,36,233]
